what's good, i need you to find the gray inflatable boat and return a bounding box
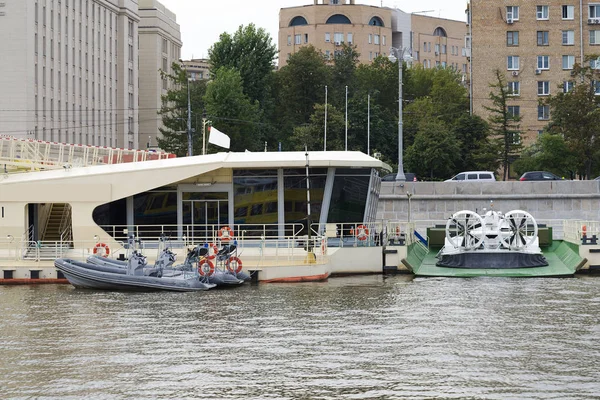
[56,252,216,292]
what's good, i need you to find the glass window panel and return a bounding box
[327,175,370,223]
[233,176,279,226]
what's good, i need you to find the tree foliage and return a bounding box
[452,114,499,172]
[157,63,207,156]
[544,56,600,179]
[208,23,277,107]
[289,104,345,151]
[405,120,461,180]
[275,46,330,135]
[512,133,578,178]
[485,69,522,181]
[204,67,261,152]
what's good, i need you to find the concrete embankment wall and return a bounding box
[377,181,600,231]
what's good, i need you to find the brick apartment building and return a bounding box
[471,0,600,147]
[279,0,468,76]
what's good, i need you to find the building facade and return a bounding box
[278,0,469,73]
[182,59,210,82]
[471,0,600,146]
[279,0,393,66]
[138,0,182,150]
[0,0,179,150]
[411,14,470,77]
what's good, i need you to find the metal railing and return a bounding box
[0,135,175,173]
[564,219,600,244]
[97,223,306,243]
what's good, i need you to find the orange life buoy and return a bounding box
[207,243,219,260]
[226,256,243,274]
[93,243,110,257]
[355,225,369,241]
[582,225,587,236]
[218,226,234,241]
[395,226,401,236]
[198,259,215,277]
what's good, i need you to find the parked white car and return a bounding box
[445,171,496,182]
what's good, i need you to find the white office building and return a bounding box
[138,0,181,150]
[0,0,177,150]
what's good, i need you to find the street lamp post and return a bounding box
[388,47,412,182]
[186,78,193,157]
[201,109,212,156]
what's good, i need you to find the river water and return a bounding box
[1,275,600,399]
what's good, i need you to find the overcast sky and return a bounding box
[158,0,468,60]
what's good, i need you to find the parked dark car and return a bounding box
[382,172,417,182]
[519,171,563,181]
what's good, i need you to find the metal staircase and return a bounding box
[41,203,72,243]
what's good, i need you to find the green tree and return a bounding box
[452,114,499,172]
[545,56,600,179]
[330,44,360,108]
[157,63,207,156]
[203,67,261,152]
[289,103,345,151]
[354,56,399,114]
[345,93,396,160]
[512,133,579,178]
[485,69,522,181]
[275,46,330,137]
[429,68,470,126]
[208,23,277,107]
[403,68,469,151]
[405,120,461,180]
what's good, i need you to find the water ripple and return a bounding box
[1,276,600,399]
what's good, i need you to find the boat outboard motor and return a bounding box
[127,251,148,276]
[155,248,176,270]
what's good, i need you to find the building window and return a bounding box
[334,32,343,44]
[369,34,372,44]
[508,105,520,117]
[562,5,575,19]
[325,32,330,42]
[562,30,574,45]
[507,6,519,21]
[538,81,550,95]
[591,30,600,45]
[507,31,519,46]
[537,55,550,69]
[294,34,301,45]
[538,105,550,120]
[537,31,549,46]
[374,34,380,45]
[507,55,520,70]
[563,81,574,93]
[287,35,291,46]
[590,4,600,19]
[508,81,520,96]
[435,43,440,54]
[594,81,600,95]
[162,38,168,54]
[128,19,134,37]
[562,55,575,69]
[304,34,308,44]
[382,35,386,46]
[347,32,353,44]
[591,58,600,69]
[536,5,549,20]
